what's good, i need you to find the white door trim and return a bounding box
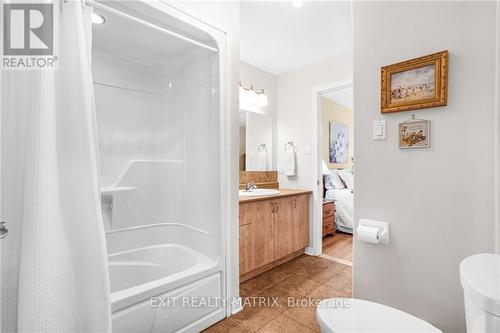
[310,80,353,256]
[495,0,500,254]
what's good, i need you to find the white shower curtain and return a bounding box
[0,1,111,332]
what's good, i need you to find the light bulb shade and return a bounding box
[239,84,267,110]
[239,86,251,105]
[248,90,258,106]
[92,12,106,24]
[256,93,268,107]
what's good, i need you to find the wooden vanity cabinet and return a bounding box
[239,192,310,279]
[292,194,309,251]
[274,196,294,259]
[239,200,275,275]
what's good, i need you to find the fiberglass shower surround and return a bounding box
[92,1,226,332]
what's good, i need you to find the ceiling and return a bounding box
[323,86,353,109]
[240,1,352,76]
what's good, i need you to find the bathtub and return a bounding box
[106,224,225,333]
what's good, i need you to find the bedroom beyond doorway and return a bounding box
[317,83,353,267]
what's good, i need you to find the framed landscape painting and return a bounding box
[381,50,448,113]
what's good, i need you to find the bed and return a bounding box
[324,170,353,234]
[325,188,353,234]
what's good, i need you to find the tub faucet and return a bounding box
[245,181,257,191]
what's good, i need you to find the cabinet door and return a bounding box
[252,200,275,268]
[274,197,294,259]
[292,194,310,251]
[239,200,275,274]
[239,223,252,275]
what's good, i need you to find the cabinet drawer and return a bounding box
[323,202,335,218]
[322,220,334,237]
[323,220,334,232]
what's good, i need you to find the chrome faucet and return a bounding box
[245,181,257,191]
[0,222,8,239]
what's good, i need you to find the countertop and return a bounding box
[239,188,312,204]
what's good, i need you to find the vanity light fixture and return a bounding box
[91,12,106,25]
[239,82,268,109]
[256,88,268,107]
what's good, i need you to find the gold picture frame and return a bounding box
[381,50,448,114]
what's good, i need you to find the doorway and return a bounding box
[312,81,353,267]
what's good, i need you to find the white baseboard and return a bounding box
[231,297,243,315]
[305,246,320,256]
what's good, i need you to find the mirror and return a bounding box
[239,111,273,171]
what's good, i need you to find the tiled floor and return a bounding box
[322,232,353,264]
[204,255,352,332]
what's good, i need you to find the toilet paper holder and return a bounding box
[357,219,389,244]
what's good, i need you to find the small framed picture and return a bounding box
[381,51,448,113]
[399,120,430,149]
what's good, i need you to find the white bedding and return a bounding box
[325,188,353,233]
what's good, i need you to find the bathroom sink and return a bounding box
[239,189,280,197]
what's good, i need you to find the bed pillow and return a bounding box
[338,169,353,190]
[324,170,346,190]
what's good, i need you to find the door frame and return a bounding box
[495,0,500,254]
[311,80,353,256]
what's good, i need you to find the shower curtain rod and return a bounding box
[84,0,219,53]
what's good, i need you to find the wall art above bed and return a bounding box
[329,122,349,163]
[381,50,448,113]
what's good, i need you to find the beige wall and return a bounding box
[321,98,352,170]
[353,2,496,331]
[276,52,353,189]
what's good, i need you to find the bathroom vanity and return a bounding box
[239,189,311,282]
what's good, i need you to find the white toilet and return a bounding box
[460,253,500,332]
[316,298,442,333]
[316,254,500,333]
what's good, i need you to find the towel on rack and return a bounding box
[284,145,296,176]
[258,149,269,171]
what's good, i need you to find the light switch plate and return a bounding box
[373,120,386,140]
[305,144,312,155]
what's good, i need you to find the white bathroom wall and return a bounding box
[173,1,241,314]
[173,53,222,235]
[353,2,497,332]
[276,53,353,189]
[240,62,277,169]
[93,54,181,187]
[94,37,223,240]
